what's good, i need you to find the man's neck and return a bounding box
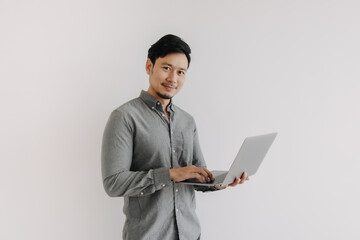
[146,89,171,111]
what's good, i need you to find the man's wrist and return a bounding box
[169,168,177,181]
[169,168,173,181]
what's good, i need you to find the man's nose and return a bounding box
[166,70,177,83]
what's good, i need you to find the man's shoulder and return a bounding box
[109,97,145,122]
[113,97,143,114]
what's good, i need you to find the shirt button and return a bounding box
[151,107,154,110]
[157,102,160,105]
[162,184,166,187]
[175,189,178,192]
[171,131,173,134]
[140,192,144,195]
[176,208,179,212]
[162,114,165,117]
[173,150,176,153]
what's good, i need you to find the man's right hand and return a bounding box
[169,165,215,183]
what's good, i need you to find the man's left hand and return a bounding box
[215,171,250,190]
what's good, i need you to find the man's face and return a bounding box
[146,53,188,100]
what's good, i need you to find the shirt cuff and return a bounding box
[153,167,171,190]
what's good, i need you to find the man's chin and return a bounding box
[156,92,173,100]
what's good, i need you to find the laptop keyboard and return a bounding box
[182,172,228,185]
[212,173,227,184]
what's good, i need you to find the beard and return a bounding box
[155,83,177,99]
[155,91,172,100]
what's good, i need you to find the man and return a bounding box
[101,34,248,240]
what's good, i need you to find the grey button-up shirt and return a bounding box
[102,91,215,240]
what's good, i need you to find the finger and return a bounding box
[186,166,205,180]
[191,173,204,183]
[240,172,247,183]
[228,178,240,187]
[240,172,247,184]
[196,168,210,182]
[228,177,240,187]
[202,168,214,181]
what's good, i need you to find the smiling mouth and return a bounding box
[162,84,176,91]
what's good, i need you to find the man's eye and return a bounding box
[163,67,170,70]
[178,71,185,75]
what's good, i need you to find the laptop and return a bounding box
[180,132,278,187]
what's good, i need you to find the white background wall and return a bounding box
[1,0,359,239]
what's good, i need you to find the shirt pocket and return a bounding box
[172,130,194,166]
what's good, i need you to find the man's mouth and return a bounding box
[162,83,176,90]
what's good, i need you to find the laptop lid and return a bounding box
[180,132,277,187]
[221,132,277,186]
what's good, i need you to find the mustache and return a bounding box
[161,83,177,89]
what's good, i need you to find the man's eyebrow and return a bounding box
[162,63,187,71]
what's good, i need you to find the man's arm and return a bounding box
[101,110,171,197]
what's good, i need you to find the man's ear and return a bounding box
[145,58,153,75]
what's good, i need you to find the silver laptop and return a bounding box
[180,132,277,187]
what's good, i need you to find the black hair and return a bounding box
[147,34,191,68]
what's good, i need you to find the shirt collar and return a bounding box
[139,90,175,112]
